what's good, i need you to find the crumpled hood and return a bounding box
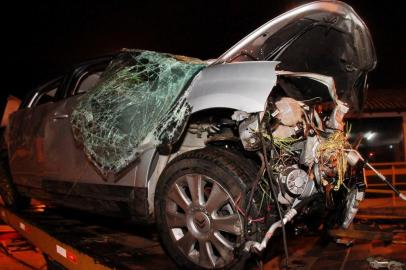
[216,1,376,112]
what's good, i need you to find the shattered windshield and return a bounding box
[71,50,207,176]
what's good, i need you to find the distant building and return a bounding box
[347,89,406,163]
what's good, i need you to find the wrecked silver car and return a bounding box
[4,1,404,269]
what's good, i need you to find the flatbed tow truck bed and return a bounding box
[1,198,406,270]
[0,202,175,270]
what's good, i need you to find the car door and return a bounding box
[8,78,64,193]
[40,60,142,205]
[40,66,110,184]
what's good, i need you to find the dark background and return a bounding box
[6,0,406,101]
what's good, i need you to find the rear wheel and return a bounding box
[155,147,260,270]
[0,152,30,210]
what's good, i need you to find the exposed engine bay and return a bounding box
[187,71,406,256]
[220,72,364,225]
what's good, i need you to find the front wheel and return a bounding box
[155,147,260,270]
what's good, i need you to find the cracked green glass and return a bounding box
[71,50,207,175]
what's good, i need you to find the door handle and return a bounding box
[51,114,69,120]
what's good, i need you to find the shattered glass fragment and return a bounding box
[71,50,207,176]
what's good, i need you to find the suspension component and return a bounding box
[244,208,297,253]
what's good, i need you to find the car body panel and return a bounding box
[187,61,278,113]
[40,95,136,186]
[7,103,55,189]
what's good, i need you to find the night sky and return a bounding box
[10,1,406,101]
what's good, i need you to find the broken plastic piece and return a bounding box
[274,97,303,126]
[335,238,354,247]
[367,257,405,270]
[326,100,349,131]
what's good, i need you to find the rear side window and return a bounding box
[75,71,103,95]
[28,78,62,108]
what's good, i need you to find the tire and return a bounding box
[0,152,30,211]
[155,146,261,270]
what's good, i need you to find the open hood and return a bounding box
[216,1,376,112]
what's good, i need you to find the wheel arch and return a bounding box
[186,61,278,114]
[138,107,244,218]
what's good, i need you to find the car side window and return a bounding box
[27,78,62,108]
[75,71,103,95]
[67,57,111,97]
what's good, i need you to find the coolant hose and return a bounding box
[244,194,318,253]
[245,208,297,252]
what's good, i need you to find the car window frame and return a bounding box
[23,76,65,109]
[66,57,112,98]
[21,56,114,109]
[71,69,104,96]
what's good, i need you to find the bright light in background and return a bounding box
[389,145,393,149]
[364,131,376,141]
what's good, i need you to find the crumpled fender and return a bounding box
[186,61,278,113]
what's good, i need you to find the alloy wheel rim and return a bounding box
[165,174,243,269]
